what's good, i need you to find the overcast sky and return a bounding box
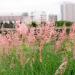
[0,0,75,19]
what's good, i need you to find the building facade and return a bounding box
[48,15,57,22]
[61,2,75,22]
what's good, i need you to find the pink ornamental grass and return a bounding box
[27,27,36,46]
[69,23,75,41]
[16,22,28,36]
[59,26,67,42]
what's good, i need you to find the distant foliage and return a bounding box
[30,21,38,27]
[56,21,73,27]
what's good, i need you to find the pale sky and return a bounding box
[0,0,75,20]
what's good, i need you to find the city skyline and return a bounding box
[0,0,75,20]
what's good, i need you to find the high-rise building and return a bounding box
[30,12,35,22]
[61,2,75,22]
[21,12,31,24]
[48,15,57,22]
[40,11,47,23]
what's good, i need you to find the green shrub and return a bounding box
[56,21,65,27]
[65,21,73,27]
[56,21,73,27]
[31,21,38,27]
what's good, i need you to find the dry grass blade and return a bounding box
[55,58,68,75]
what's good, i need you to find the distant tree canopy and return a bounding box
[0,20,73,29]
[55,21,73,35]
[30,21,38,27]
[55,21,73,27]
